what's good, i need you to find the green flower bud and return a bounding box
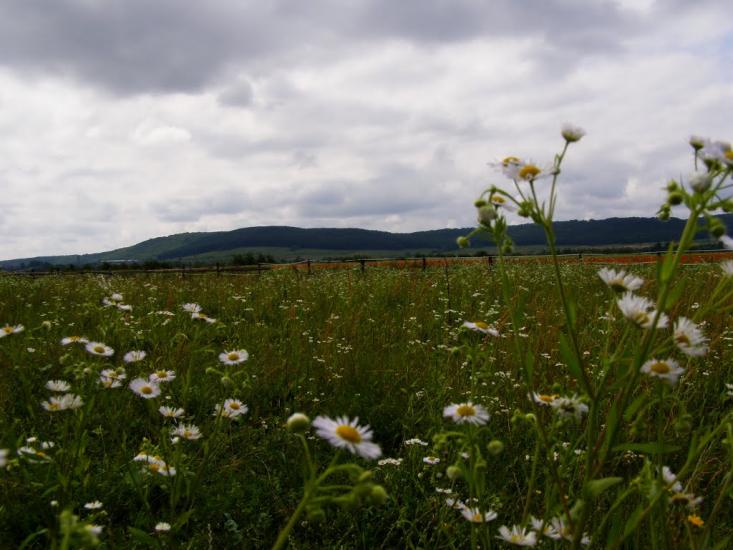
[477,205,497,226]
[666,179,680,192]
[487,440,504,455]
[456,236,470,248]
[446,465,462,480]
[710,219,726,238]
[220,376,233,387]
[286,413,310,433]
[668,191,684,205]
[369,485,389,505]
[721,200,733,212]
[689,173,712,193]
[474,199,487,208]
[306,507,326,523]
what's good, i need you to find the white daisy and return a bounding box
[377,458,403,466]
[489,192,517,212]
[460,507,498,523]
[721,260,733,277]
[100,368,126,381]
[219,350,249,365]
[60,336,89,345]
[155,522,171,532]
[171,423,202,441]
[491,156,524,179]
[530,392,558,406]
[159,406,185,419]
[117,304,132,312]
[110,293,123,302]
[312,415,382,460]
[550,395,588,420]
[662,466,683,493]
[123,350,147,363]
[561,123,586,143]
[673,317,708,356]
[443,402,490,425]
[85,342,114,357]
[45,380,71,392]
[85,524,104,537]
[191,312,216,323]
[149,370,176,383]
[598,268,643,292]
[404,438,429,446]
[129,378,161,399]
[41,393,83,412]
[641,358,684,386]
[422,456,440,465]
[0,324,24,338]
[182,303,202,313]
[616,292,668,329]
[497,525,538,546]
[224,398,248,417]
[530,516,561,540]
[84,500,104,510]
[462,321,499,336]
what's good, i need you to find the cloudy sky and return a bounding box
[1,0,731,259]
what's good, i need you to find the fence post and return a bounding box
[422,257,426,271]
[216,262,220,276]
[578,253,583,263]
[359,259,366,274]
[257,263,262,277]
[307,259,312,275]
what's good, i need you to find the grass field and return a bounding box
[1,258,732,548]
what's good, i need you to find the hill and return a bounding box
[2,215,731,270]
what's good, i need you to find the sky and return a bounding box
[1,0,731,260]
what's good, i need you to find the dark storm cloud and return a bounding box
[0,0,635,96]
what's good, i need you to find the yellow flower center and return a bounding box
[538,394,556,403]
[148,463,160,472]
[491,194,506,204]
[511,535,521,542]
[472,513,482,522]
[156,371,168,378]
[632,312,650,326]
[502,156,520,166]
[650,361,670,374]
[724,151,733,161]
[94,345,105,354]
[687,514,704,527]
[228,352,239,361]
[335,424,362,443]
[141,386,153,395]
[518,164,541,180]
[229,402,240,410]
[3,326,13,334]
[456,404,476,417]
[474,321,489,330]
[49,403,60,410]
[675,333,691,346]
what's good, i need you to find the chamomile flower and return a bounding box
[561,123,586,143]
[721,260,733,277]
[155,522,171,532]
[129,378,161,399]
[443,402,490,425]
[149,370,176,383]
[641,358,684,386]
[530,517,561,540]
[219,350,249,365]
[0,324,24,337]
[84,501,103,510]
[110,293,123,302]
[45,380,71,392]
[191,312,216,323]
[497,525,538,546]
[673,317,708,357]
[312,415,382,460]
[85,342,114,357]
[462,321,499,336]
[41,393,83,411]
[159,406,185,419]
[550,395,588,420]
[491,156,524,179]
[460,507,498,523]
[489,192,516,211]
[123,350,147,363]
[223,399,248,417]
[662,466,683,493]
[171,423,202,441]
[0,449,8,468]
[423,456,441,465]
[616,292,668,329]
[60,336,89,345]
[597,268,643,292]
[181,303,201,313]
[531,392,558,406]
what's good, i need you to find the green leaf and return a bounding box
[664,281,686,310]
[127,527,157,547]
[613,442,681,455]
[623,393,648,422]
[585,477,624,499]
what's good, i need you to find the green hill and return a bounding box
[2,215,731,270]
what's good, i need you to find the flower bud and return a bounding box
[369,485,388,505]
[474,199,487,208]
[666,179,680,192]
[689,173,712,193]
[220,376,233,387]
[709,219,726,238]
[286,413,310,433]
[477,205,497,226]
[306,507,326,523]
[561,123,586,143]
[658,205,671,221]
[689,135,705,151]
[446,465,462,480]
[456,236,470,248]
[487,440,504,455]
[668,191,684,205]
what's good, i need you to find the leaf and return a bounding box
[613,442,681,455]
[585,477,624,499]
[623,393,648,422]
[558,332,582,386]
[127,527,157,547]
[664,280,686,310]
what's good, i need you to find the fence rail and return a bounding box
[3,249,732,277]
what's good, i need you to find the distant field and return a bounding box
[1,262,732,547]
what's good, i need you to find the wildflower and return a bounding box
[616,292,668,329]
[100,368,126,381]
[460,507,498,523]
[110,293,123,302]
[477,205,498,225]
[550,395,588,420]
[159,406,185,419]
[45,380,71,392]
[489,192,516,211]
[422,456,440,465]
[312,415,382,460]
[687,514,704,527]
[672,492,704,509]
[531,392,558,406]
[0,324,24,338]
[41,393,83,411]
[123,350,147,363]
[561,123,586,143]
[171,423,202,441]
[662,466,683,493]
[182,303,201,313]
[688,172,713,193]
[117,303,132,312]
[673,317,708,356]
[286,412,310,432]
[85,342,114,357]
[497,525,538,546]
[60,336,89,345]
[0,449,8,468]
[721,260,733,277]
[492,156,524,179]
[462,321,499,336]
[84,501,103,510]
[689,135,706,151]
[149,370,176,383]
[134,453,176,476]
[155,522,171,532]
[443,402,490,425]
[219,350,249,365]
[129,378,161,399]
[192,312,216,323]
[530,517,562,540]
[597,268,643,292]
[641,358,684,386]
[85,524,104,536]
[404,438,429,446]
[377,458,403,466]
[215,399,249,419]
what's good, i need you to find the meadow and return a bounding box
[2,129,732,549]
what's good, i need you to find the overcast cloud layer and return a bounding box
[1,0,731,259]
